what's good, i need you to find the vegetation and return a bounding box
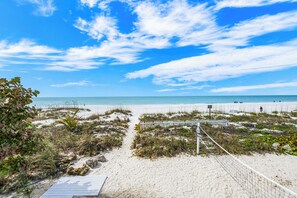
[34,107,90,121]
[132,125,199,158]
[105,108,132,116]
[290,111,297,117]
[0,77,131,194]
[133,111,297,158]
[139,111,204,122]
[0,77,41,194]
[57,110,79,132]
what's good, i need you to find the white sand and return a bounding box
[84,103,297,198]
[34,103,297,197]
[78,102,297,118]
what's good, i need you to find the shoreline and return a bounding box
[32,96,297,107]
[75,102,297,116]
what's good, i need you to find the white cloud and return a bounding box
[207,10,297,51]
[3,0,297,77]
[0,39,102,71]
[25,0,56,17]
[73,13,172,64]
[64,43,141,65]
[156,85,210,92]
[134,1,216,39]
[215,0,297,10]
[73,0,217,64]
[156,88,177,92]
[51,80,93,87]
[124,7,297,87]
[211,81,297,93]
[0,39,60,55]
[74,1,297,66]
[181,85,211,90]
[80,0,135,9]
[45,60,101,71]
[127,39,297,85]
[80,0,100,7]
[75,16,119,41]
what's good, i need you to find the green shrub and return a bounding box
[57,110,79,133]
[0,77,41,174]
[25,145,58,180]
[105,108,132,116]
[78,134,122,156]
[133,135,196,159]
[291,111,297,117]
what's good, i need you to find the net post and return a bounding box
[197,122,200,155]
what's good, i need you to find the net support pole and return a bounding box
[196,122,200,155]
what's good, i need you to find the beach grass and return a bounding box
[132,125,199,158]
[0,107,131,193]
[133,111,297,158]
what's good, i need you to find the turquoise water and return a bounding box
[33,96,297,106]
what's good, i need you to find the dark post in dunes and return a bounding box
[207,105,213,119]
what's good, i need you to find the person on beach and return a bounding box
[260,106,263,112]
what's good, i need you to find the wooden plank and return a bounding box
[41,175,107,198]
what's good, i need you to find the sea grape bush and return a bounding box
[0,77,40,175]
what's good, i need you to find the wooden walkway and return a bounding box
[41,175,107,198]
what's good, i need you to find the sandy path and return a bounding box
[94,112,251,198]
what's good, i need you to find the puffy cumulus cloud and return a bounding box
[211,81,297,93]
[127,39,297,85]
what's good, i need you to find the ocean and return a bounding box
[33,96,297,106]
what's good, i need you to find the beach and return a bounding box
[3,0,297,196]
[30,102,297,198]
[79,102,297,116]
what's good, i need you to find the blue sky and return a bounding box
[0,0,297,97]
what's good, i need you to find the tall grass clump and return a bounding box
[57,110,79,132]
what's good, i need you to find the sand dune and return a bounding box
[33,103,297,198]
[84,104,297,198]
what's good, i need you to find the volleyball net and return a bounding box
[200,127,297,198]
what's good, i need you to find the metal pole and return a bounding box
[197,122,200,155]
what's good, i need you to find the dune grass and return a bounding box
[132,125,199,159]
[1,108,131,194]
[133,111,297,159]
